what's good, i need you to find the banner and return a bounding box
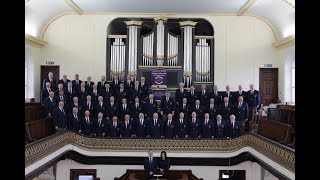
[151,69,167,85]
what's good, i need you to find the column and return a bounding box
[125,20,143,81]
[154,16,167,66]
[179,21,197,88]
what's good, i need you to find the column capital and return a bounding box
[154,16,168,22]
[125,20,143,27]
[179,21,197,27]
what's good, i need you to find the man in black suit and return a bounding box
[143,94,158,119]
[227,114,242,138]
[101,83,113,103]
[55,90,67,105]
[130,80,142,103]
[125,74,134,91]
[160,92,175,121]
[43,91,57,118]
[52,101,68,132]
[234,96,249,133]
[191,99,204,119]
[219,97,233,121]
[187,85,198,105]
[64,81,77,104]
[178,98,190,119]
[82,95,95,116]
[221,85,235,105]
[81,110,94,136]
[139,76,150,101]
[175,112,189,138]
[106,96,118,121]
[134,113,148,138]
[77,82,88,102]
[109,116,120,137]
[131,97,143,120]
[147,113,163,138]
[93,112,107,137]
[95,96,106,118]
[85,76,94,90]
[42,72,56,90]
[214,114,227,138]
[55,83,64,96]
[58,74,70,88]
[68,96,82,116]
[41,82,53,103]
[209,84,221,105]
[144,150,158,180]
[89,84,100,103]
[201,113,214,138]
[163,113,176,138]
[118,98,131,121]
[97,75,107,91]
[199,84,209,106]
[111,75,122,91]
[175,82,187,106]
[189,111,200,138]
[116,83,128,104]
[234,85,246,104]
[120,114,134,137]
[206,98,218,121]
[247,84,261,123]
[72,74,82,88]
[68,107,81,133]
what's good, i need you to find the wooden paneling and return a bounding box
[25,103,46,123]
[25,118,54,142]
[258,119,293,145]
[259,68,278,106]
[268,106,295,128]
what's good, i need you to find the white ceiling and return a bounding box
[25,0,295,40]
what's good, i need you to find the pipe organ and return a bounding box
[107,17,214,88]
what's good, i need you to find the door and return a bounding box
[40,65,60,90]
[259,68,278,106]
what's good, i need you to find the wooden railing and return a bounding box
[114,169,203,180]
[258,119,293,145]
[268,105,295,127]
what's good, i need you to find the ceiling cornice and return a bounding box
[25,34,48,47]
[272,35,295,48]
[64,0,83,15]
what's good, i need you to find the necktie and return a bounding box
[151,100,153,104]
[225,103,227,108]
[251,90,253,94]
[210,105,213,109]
[81,87,84,92]
[180,119,183,124]
[120,89,123,93]
[86,117,89,124]
[205,119,208,125]
[193,119,195,123]
[115,80,118,85]
[74,114,77,119]
[232,122,234,128]
[123,104,126,110]
[50,98,52,102]
[203,90,205,95]
[125,122,128,129]
[136,103,138,108]
[114,122,116,127]
[239,102,242,108]
[99,120,101,127]
[191,91,194,95]
[154,119,157,126]
[76,80,79,85]
[149,158,152,163]
[102,81,104,86]
[136,86,138,91]
[196,105,199,109]
[183,104,185,109]
[166,97,169,102]
[60,96,63,100]
[69,88,72,94]
[100,102,102,107]
[140,119,143,125]
[218,121,221,126]
[88,102,90,109]
[61,108,64,113]
[168,120,170,126]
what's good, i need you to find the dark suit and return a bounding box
[163,120,176,138]
[88,89,101,103]
[111,80,122,91]
[41,88,51,103]
[76,86,89,101]
[64,87,77,104]
[43,97,57,116]
[147,119,163,138]
[68,113,81,132]
[202,119,215,138]
[67,102,82,116]
[198,90,209,106]
[219,103,233,121]
[42,78,56,91]
[209,91,222,105]
[82,101,95,116]
[206,104,218,121]
[120,121,134,137]
[189,118,201,138]
[234,91,246,104]
[160,97,175,117]
[52,107,68,129]
[109,122,120,137]
[100,89,113,103]
[175,119,189,138]
[221,91,235,105]
[234,102,249,122]
[134,118,148,138]
[129,86,142,103]
[227,120,242,137]
[175,89,187,105]
[81,116,94,136]
[130,103,143,120]
[247,90,260,108]
[139,82,149,101]
[72,79,82,89]
[118,103,131,121]
[54,88,65,96]
[144,157,158,180]
[58,79,70,88]
[191,105,204,119]
[85,81,94,90]
[124,80,134,91]
[95,102,107,117]
[94,118,107,137]
[143,100,158,118]
[115,89,128,104]
[214,120,227,138]
[187,90,198,105]
[106,102,118,120]
[178,104,190,119]
[97,81,107,90]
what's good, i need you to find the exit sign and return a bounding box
[264,64,272,67]
[46,61,54,65]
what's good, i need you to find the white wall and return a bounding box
[56,159,262,180]
[32,14,288,102]
[25,43,41,102]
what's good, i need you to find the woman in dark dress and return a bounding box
[158,151,170,179]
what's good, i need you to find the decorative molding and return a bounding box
[124,20,143,26]
[25,34,48,47]
[25,131,295,176]
[64,0,83,15]
[237,0,256,15]
[154,16,168,22]
[281,0,295,9]
[138,65,182,69]
[179,21,197,27]
[245,13,279,40]
[194,36,214,39]
[272,35,295,48]
[107,35,127,39]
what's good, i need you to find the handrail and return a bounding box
[25,131,294,173]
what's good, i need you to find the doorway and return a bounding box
[259,68,278,106]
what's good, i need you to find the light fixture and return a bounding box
[221,137,234,179]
